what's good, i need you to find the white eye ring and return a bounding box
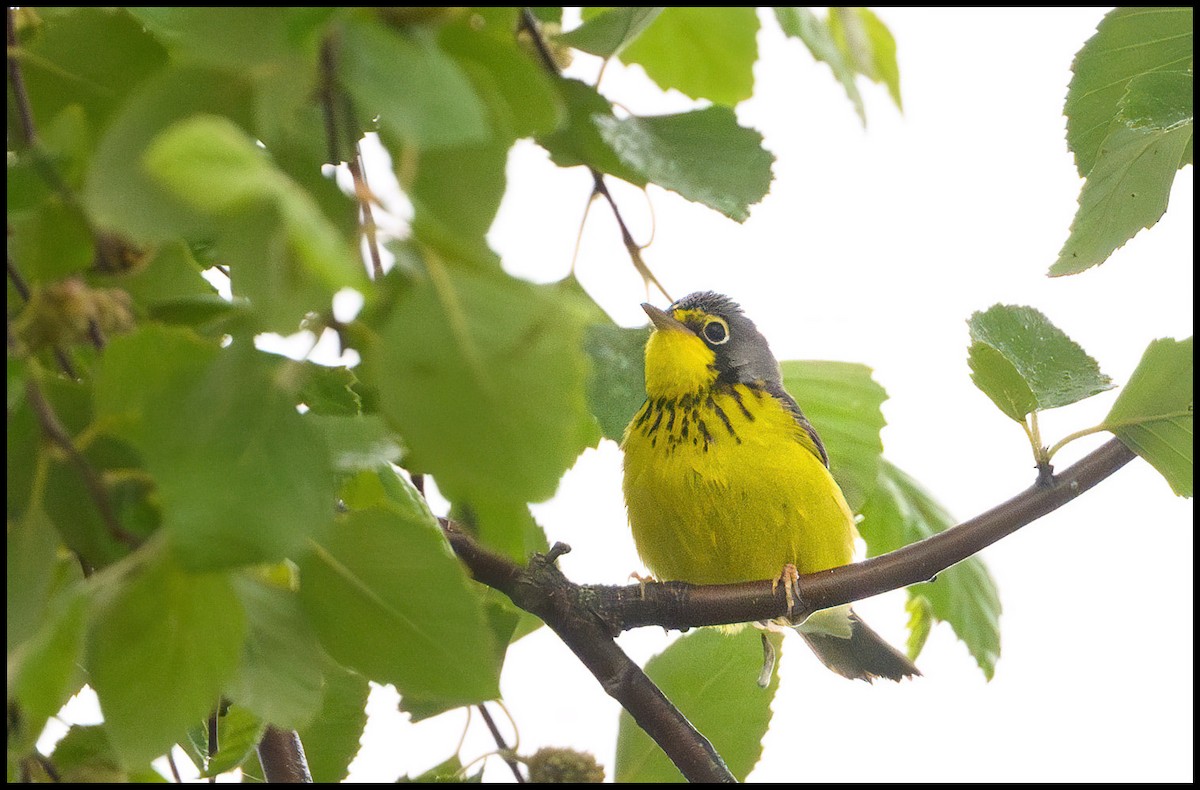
[702,318,730,345]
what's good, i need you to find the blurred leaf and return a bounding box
[858,459,1002,678]
[340,18,489,150]
[296,662,370,784]
[8,197,94,283]
[128,8,298,73]
[298,508,500,706]
[595,106,773,222]
[87,550,247,766]
[774,7,865,124]
[537,77,648,185]
[781,360,887,514]
[83,67,255,244]
[559,7,663,59]
[618,7,759,106]
[293,363,363,416]
[365,263,599,507]
[306,414,403,474]
[15,8,167,137]
[1103,336,1193,497]
[49,724,167,783]
[584,322,649,442]
[399,754,484,783]
[226,577,325,730]
[7,584,87,755]
[199,705,265,778]
[967,304,1113,420]
[828,7,902,111]
[615,628,780,783]
[6,505,60,651]
[1052,70,1192,276]
[95,327,337,569]
[1064,7,1193,178]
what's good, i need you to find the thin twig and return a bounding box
[477,703,526,783]
[517,8,672,303]
[7,8,37,145]
[347,147,385,279]
[22,371,139,547]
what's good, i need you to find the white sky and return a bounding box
[44,7,1193,783]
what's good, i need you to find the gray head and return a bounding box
[663,291,783,387]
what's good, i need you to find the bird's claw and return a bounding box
[771,563,800,615]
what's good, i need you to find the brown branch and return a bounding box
[445,437,1139,781]
[7,8,37,146]
[256,726,313,783]
[445,527,736,783]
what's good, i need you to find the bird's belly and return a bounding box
[621,389,856,585]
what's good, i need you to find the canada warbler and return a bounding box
[621,291,919,682]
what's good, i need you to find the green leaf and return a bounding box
[306,414,403,474]
[773,7,865,124]
[904,593,934,660]
[6,505,60,651]
[297,508,500,706]
[143,113,365,326]
[128,8,299,74]
[967,304,1114,420]
[199,705,265,778]
[8,197,94,283]
[339,18,489,150]
[87,550,247,767]
[1064,7,1193,178]
[1051,70,1193,276]
[615,628,781,783]
[1103,336,1193,497]
[594,106,774,222]
[95,327,338,570]
[226,577,325,730]
[828,7,903,111]
[15,8,168,139]
[858,460,1002,679]
[583,322,649,443]
[292,362,364,416]
[49,724,167,783]
[365,263,599,507]
[618,7,759,106]
[83,67,255,244]
[295,662,370,784]
[559,7,664,59]
[537,77,648,186]
[7,585,87,755]
[780,361,887,514]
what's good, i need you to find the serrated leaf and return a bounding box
[226,577,325,730]
[558,7,663,59]
[904,594,934,660]
[1103,336,1193,497]
[595,107,774,222]
[773,7,865,124]
[1064,7,1193,178]
[87,551,247,767]
[365,263,599,508]
[617,7,759,106]
[967,304,1113,419]
[583,322,650,442]
[780,360,887,513]
[295,663,370,784]
[297,508,500,706]
[828,7,902,111]
[615,628,781,783]
[537,78,648,185]
[858,460,1001,678]
[94,327,338,569]
[1051,71,1192,276]
[340,18,488,151]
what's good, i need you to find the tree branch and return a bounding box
[444,437,1138,780]
[256,726,313,783]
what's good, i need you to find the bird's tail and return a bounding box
[795,607,921,682]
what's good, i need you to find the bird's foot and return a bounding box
[628,572,656,599]
[771,563,800,615]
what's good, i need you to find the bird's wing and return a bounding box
[762,380,830,468]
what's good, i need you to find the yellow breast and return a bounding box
[621,383,856,585]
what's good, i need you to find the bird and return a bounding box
[620,291,919,682]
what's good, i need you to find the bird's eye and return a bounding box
[702,318,729,345]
